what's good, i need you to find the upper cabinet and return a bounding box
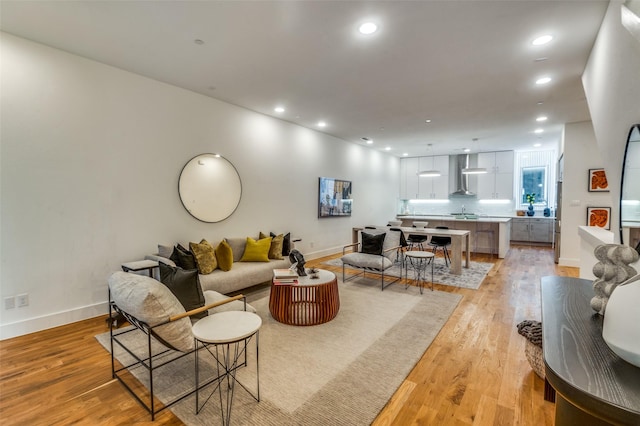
[400,156,449,199]
[477,151,514,200]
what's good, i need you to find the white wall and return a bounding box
[0,33,399,339]
[582,0,640,243]
[560,121,613,267]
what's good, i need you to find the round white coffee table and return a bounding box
[191,311,261,425]
[405,251,435,293]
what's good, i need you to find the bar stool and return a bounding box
[407,221,429,251]
[405,251,435,293]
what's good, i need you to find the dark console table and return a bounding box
[541,276,640,425]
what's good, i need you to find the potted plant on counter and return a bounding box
[526,193,536,216]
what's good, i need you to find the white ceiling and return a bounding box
[0,0,609,157]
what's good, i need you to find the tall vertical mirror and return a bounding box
[178,153,242,223]
[620,124,640,247]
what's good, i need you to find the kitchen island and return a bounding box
[396,215,511,258]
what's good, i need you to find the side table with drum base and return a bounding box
[191,311,261,426]
[269,269,340,325]
[405,251,435,293]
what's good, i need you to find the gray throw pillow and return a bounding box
[170,244,197,270]
[159,263,207,319]
[361,232,385,255]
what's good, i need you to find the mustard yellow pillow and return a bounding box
[189,239,217,274]
[215,240,233,271]
[260,231,284,260]
[240,237,272,262]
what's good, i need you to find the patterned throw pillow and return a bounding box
[260,231,284,260]
[189,239,218,274]
[240,237,272,262]
[215,240,233,271]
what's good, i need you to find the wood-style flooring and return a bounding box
[0,244,577,425]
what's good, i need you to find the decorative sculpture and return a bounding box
[288,249,307,276]
[590,244,639,315]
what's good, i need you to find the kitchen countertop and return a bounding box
[396,215,512,223]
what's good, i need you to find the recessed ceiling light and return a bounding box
[318,121,327,128]
[534,143,542,147]
[194,39,205,45]
[384,147,391,151]
[532,35,553,45]
[425,119,432,123]
[403,153,409,156]
[534,57,548,62]
[274,106,285,113]
[536,116,548,122]
[534,128,544,134]
[359,22,378,35]
[463,148,471,153]
[536,77,552,85]
[537,101,544,105]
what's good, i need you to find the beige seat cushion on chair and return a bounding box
[108,271,195,352]
[341,252,393,270]
[203,290,257,314]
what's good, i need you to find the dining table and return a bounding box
[352,226,471,275]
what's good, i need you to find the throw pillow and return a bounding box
[108,271,194,352]
[224,237,247,263]
[158,263,207,319]
[271,231,291,255]
[189,239,218,274]
[158,244,174,259]
[215,240,233,271]
[361,232,386,255]
[169,244,197,270]
[260,231,284,260]
[240,237,272,262]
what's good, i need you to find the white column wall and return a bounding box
[0,33,399,339]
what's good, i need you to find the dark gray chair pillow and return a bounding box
[361,232,386,255]
[159,263,206,319]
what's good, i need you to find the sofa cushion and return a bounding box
[215,240,233,271]
[198,258,290,294]
[260,231,284,260]
[241,237,272,262]
[189,239,218,274]
[361,232,385,255]
[159,263,207,319]
[225,237,248,263]
[203,290,257,314]
[108,271,194,352]
[341,252,393,270]
[170,244,197,270]
[158,244,173,259]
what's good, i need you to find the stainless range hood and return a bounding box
[450,154,477,197]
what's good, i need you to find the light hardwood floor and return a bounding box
[0,244,577,425]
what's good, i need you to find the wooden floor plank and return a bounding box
[0,244,573,425]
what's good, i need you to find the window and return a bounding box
[521,166,547,204]
[515,150,556,210]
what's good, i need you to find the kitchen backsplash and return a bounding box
[399,199,554,217]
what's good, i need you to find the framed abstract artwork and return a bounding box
[587,207,611,230]
[318,177,352,218]
[588,168,609,192]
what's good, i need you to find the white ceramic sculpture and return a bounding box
[590,244,638,315]
[602,273,640,368]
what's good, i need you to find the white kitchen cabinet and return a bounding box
[477,151,514,200]
[418,155,449,199]
[400,157,420,199]
[511,217,553,243]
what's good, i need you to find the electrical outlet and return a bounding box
[4,297,15,310]
[16,293,29,308]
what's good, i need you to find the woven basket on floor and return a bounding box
[525,340,545,379]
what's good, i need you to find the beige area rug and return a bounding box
[96,279,461,425]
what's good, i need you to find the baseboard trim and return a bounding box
[0,301,108,341]
[559,257,580,268]
[305,246,343,260]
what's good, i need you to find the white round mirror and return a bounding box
[178,154,242,223]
